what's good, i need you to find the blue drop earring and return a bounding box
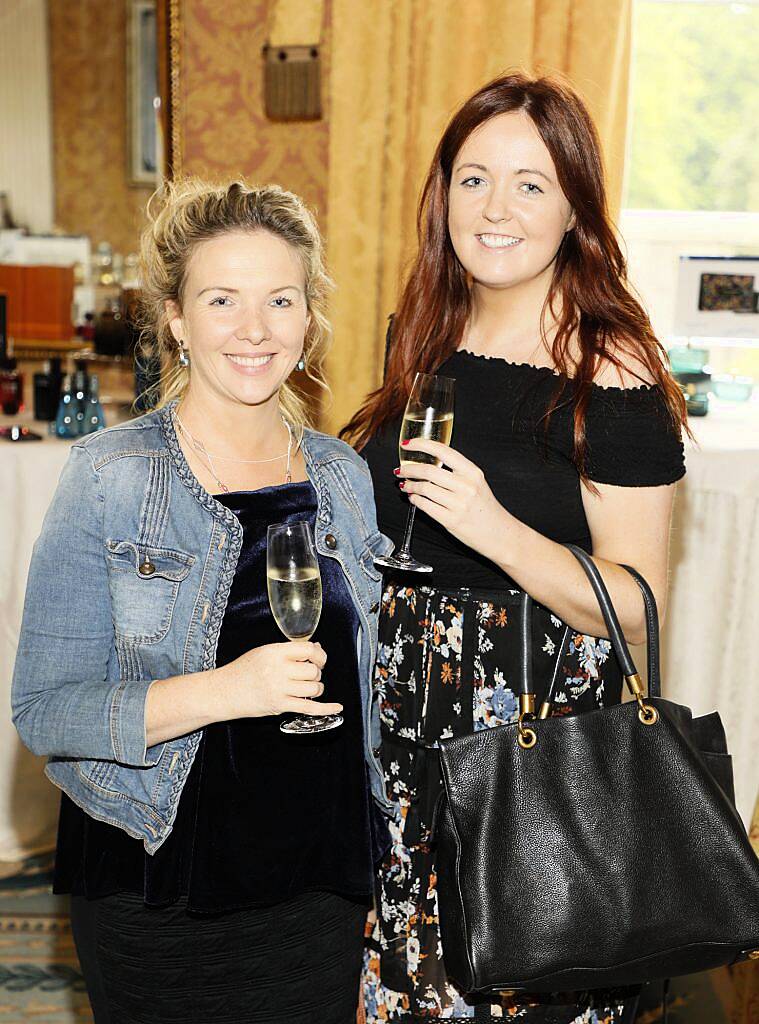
[178,341,190,368]
[296,356,305,371]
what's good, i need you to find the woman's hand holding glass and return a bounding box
[214,640,335,720]
[396,440,511,565]
[374,372,455,573]
[267,521,343,734]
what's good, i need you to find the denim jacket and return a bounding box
[12,403,394,853]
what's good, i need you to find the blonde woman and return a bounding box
[12,180,392,1024]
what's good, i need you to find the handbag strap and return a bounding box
[516,593,538,746]
[564,545,661,699]
[620,562,662,695]
[517,548,661,736]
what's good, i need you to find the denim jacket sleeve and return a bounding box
[11,444,155,766]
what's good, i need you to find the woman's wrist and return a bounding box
[482,505,522,572]
[204,664,238,722]
[145,667,233,747]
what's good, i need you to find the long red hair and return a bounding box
[341,72,686,467]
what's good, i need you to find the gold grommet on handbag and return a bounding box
[637,700,659,726]
[518,725,537,749]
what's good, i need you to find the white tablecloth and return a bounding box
[0,421,74,859]
[1,402,758,859]
[656,400,759,825]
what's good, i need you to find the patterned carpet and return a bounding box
[0,855,91,1024]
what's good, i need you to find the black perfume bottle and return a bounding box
[33,358,63,421]
[0,293,23,416]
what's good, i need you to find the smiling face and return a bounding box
[167,229,309,411]
[447,110,575,294]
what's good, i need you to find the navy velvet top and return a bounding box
[54,482,380,911]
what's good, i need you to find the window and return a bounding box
[621,0,759,377]
[625,0,759,212]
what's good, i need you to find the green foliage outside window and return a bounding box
[626,1,759,212]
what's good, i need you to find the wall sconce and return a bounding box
[263,44,321,122]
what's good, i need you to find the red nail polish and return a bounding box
[400,440,410,447]
[399,481,406,490]
[393,467,400,476]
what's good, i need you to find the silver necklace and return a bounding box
[175,412,293,493]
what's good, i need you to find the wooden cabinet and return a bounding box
[0,264,74,340]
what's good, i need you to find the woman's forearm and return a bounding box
[397,438,670,648]
[488,515,649,646]
[144,668,231,748]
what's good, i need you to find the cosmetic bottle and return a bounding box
[55,374,79,438]
[0,294,23,415]
[81,374,106,434]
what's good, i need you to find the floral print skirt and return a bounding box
[363,581,640,1023]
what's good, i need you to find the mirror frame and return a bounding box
[156,0,182,179]
[126,0,160,186]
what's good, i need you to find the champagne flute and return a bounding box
[374,372,455,574]
[266,521,343,734]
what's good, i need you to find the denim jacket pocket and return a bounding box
[106,539,195,644]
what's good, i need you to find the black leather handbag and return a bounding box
[434,545,759,995]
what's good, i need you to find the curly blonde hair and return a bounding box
[136,177,332,436]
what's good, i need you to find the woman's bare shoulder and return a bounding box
[591,340,659,391]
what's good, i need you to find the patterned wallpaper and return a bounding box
[49,0,153,256]
[180,0,329,222]
[48,0,330,256]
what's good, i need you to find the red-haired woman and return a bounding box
[344,73,687,1022]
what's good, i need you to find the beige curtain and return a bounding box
[268,0,323,45]
[324,0,632,434]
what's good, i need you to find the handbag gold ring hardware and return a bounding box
[517,693,538,748]
[625,672,645,698]
[626,672,659,726]
[519,694,536,716]
[518,723,537,749]
[636,695,659,725]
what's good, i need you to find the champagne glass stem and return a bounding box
[398,505,417,558]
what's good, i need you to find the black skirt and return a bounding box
[71,888,368,1024]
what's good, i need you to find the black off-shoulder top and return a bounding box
[362,349,686,592]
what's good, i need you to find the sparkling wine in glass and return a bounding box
[266,521,343,734]
[374,371,455,574]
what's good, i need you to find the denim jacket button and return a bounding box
[138,560,156,577]
[325,533,337,550]
[370,601,379,613]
